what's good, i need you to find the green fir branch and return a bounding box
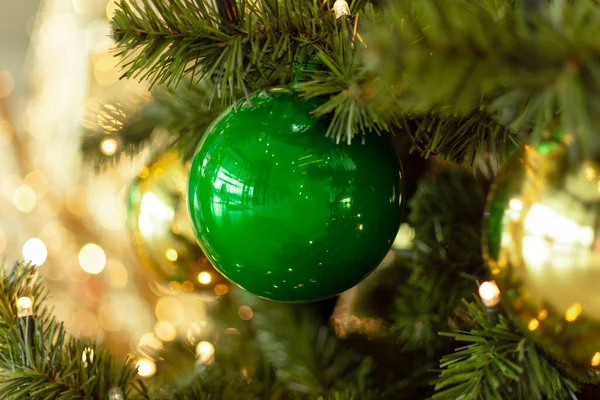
[81,83,223,169]
[0,262,139,400]
[400,109,520,174]
[370,0,600,156]
[110,0,340,95]
[239,292,373,397]
[433,299,581,400]
[296,7,390,144]
[394,164,489,352]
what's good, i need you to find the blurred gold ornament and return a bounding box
[331,252,399,341]
[484,137,600,380]
[127,149,227,298]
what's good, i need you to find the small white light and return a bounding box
[196,341,215,364]
[82,347,95,367]
[198,272,212,285]
[479,281,501,308]
[100,137,118,156]
[333,0,350,18]
[108,387,125,400]
[16,296,33,318]
[136,358,157,377]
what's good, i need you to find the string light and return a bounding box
[478,281,501,308]
[196,341,215,365]
[82,347,95,367]
[16,296,34,318]
[108,387,125,400]
[333,0,350,18]
[100,137,118,156]
[198,271,212,285]
[592,352,600,367]
[22,238,48,266]
[565,303,582,322]
[136,358,157,377]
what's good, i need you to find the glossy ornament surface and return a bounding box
[127,150,227,298]
[484,138,600,378]
[188,91,403,302]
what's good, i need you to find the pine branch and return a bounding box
[110,0,340,96]
[370,0,600,156]
[81,83,223,169]
[433,299,581,400]
[296,7,391,144]
[0,262,139,400]
[394,164,489,352]
[239,292,373,397]
[399,109,520,175]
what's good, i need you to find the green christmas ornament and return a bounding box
[187,91,404,302]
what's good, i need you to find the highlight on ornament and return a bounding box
[484,137,600,374]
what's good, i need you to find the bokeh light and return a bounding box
[198,271,211,285]
[22,238,48,265]
[478,281,501,308]
[138,332,164,359]
[104,259,128,289]
[155,297,184,325]
[12,185,37,213]
[238,305,254,321]
[100,137,118,155]
[214,284,228,296]
[165,248,178,262]
[24,170,49,198]
[196,341,215,365]
[136,358,157,377]
[78,243,107,274]
[154,321,177,342]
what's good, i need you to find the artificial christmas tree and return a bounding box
[2,0,600,399]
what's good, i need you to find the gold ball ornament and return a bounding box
[483,137,600,380]
[127,149,227,298]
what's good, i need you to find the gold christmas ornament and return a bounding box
[331,251,398,341]
[127,149,227,298]
[483,137,600,379]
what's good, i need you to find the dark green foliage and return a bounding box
[108,0,398,144]
[393,164,489,352]
[240,292,375,397]
[400,109,520,174]
[370,0,600,157]
[434,299,581,400]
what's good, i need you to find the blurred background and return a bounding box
[0,0,184,374]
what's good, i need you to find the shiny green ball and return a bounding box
[187,91,403,302]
